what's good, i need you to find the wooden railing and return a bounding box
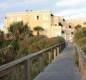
[75,47,86,80]
[0,42,65,80]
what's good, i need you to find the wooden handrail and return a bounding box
[76,47,86,80]
[0,42,65,80]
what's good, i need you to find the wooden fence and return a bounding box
[0,42,65,80]
[75,47,86,80]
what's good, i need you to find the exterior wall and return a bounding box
[51,16,61,37]
[68,19,86,28]
[59,18,74,42]
[66,19,86,42]
[4,10,62,38]
[4,10,86,40]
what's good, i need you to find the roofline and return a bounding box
[6,10,52,15]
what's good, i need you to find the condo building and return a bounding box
[4,10,75,41]
[68,19,86,28]
[4,10,61,37]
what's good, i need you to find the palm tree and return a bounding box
[0,30,4,41]
[33,26,44,35]
[8,21,32,41]
[0,30,4,48]
[75,24,81,31]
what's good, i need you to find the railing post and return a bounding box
[60,44,62,51]
[24,59,32,80]
[63,42,65,49]
[54,48,57,59]
[48,51,52,64]
[60,44,63,52]
[39,53,44,72]
[57,46,59,55]
[59,45,61,53]
[64,42,65,48]
[56,47,58,56]
[61,43,63,50]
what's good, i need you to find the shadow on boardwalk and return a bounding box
[34,43,81,80]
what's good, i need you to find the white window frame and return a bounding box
[42,15,48,20]
[17,16,22,22]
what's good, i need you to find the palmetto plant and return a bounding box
[8,21,32,41]
[33,26,44,35]
[75,24,81,31]
[0,30,4,48]
[0,30,4,41]
[74,27,86,50]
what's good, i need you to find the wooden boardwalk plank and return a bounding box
[34,43,81,80]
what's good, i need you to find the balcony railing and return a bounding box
[0,42,65,80]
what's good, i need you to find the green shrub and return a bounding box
[0,36,65,80]
[20,35,46,47]
[18,35,46,57]
[0,46,15,65]
[28,36,65,54]
[2,40,12,48]
[10,40,19,52]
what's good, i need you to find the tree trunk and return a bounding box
[37,31,39,35]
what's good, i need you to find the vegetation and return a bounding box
[0,30,5,48]
[8,21,33,40]
[74,24,86,52]
[75,24,81,31]
[33,26,44,35]
[0,21,65,80]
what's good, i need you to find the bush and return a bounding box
[18,35,46,57]
[0,46,15,65]
[2,40,12,48]
[28,36,65,54]
[0,36,65,80]
[10,40,19,52]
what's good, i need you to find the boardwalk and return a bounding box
[34,43,81,80]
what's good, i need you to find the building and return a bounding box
[59,18,86,42]
[4,10,76,41]
[68,19,86,28]
[67,18,86,41]
[4,10,62,38]
[58,18,74,42]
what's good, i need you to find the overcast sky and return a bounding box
[0,0,86,28]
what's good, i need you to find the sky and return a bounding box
[0,0,86,28]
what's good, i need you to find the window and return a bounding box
[63,18,65,21]
[83,22,86,25]
[55,24,57,26]
[58,22,63,26]
[17,16,22,22]
[69,25,71,28]
[34,15,37,20]
[71,32,73,35]
[62,31,65,34]
[51,14,54,16]
[34,15,39,21]
[42,15,48,20]
[37,16,39,20]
